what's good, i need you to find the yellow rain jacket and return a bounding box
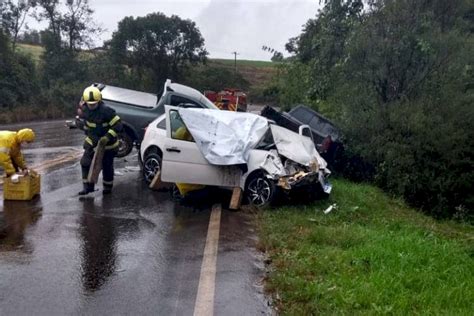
[0,131,27,176]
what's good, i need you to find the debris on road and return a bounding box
[324,203,337,214]
[229,187,243,210]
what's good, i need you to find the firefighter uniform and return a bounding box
[0,129,35,176]
[79,87,123,195]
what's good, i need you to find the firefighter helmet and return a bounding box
[83,86,102,105]
[17,128,35,143]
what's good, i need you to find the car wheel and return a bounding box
[142,152,162,185]
[116,132,133,158]
[245,173,276,208]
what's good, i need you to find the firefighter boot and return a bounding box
[78,182,95,195]
[103,183,113,195]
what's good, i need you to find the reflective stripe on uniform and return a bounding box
[85,137,94,145]
[0,147,10,153]
[83,179,88,183]
[109,115,120,126]
[107,129,117,137]
[105,140,119,150]
[102,123,109,127]
[103,180,113,185]
[85,121,97,128]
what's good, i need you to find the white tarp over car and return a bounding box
[270,124,329,171]
[178,108,268,165]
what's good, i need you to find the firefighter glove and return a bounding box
[99,136,109,146]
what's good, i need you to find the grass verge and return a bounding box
[16,43,44,63]
[258,178,474,314]
[211,58,275,68]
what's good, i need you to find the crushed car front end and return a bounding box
[242,124,332,206]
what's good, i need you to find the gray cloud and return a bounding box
[195,0,319,60]
[26,0,320,60]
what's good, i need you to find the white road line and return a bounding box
[193,204,222,316]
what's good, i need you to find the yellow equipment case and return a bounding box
[3,171,41,201]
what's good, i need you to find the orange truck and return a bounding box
[204,88,248,112]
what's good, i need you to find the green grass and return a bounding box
[211,58,276,68]
[16,43,44,62]
[259,178,474,315]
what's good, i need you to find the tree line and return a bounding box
[0,0,249,123]
[270,0,473,219]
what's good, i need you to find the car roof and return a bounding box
[289,105,337,125]
[96,84,158,108]
[168,82,205,100]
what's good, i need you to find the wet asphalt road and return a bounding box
[0,120,270,315]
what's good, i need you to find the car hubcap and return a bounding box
[247,178,271,206]
[144,157,160,183]
[118,137,127,154]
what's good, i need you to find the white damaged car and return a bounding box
[140,106,332,207]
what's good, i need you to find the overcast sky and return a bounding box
[38,0,320,61]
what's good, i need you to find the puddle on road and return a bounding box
[0,199,43,254]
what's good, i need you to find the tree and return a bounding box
[35,0,61,48]
[19,29,41,44]
[108,12,208,92]
[276,0,474,219]
[271,52,283,62]
[262,45,284,62]
[35,0,99,51]
[62,0,101,51]
[0,0,36,48]
[0,29,39,108]
[288,0,363,101]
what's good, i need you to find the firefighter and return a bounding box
[78,86,123,195]
[0,129,35,177]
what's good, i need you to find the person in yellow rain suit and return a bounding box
[0,129,36,176]
[174,125,194,142]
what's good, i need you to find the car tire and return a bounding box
[142,152,162,185]
[245,172,276,208]
[117,132,133,158]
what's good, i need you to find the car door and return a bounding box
[161,106,241,187]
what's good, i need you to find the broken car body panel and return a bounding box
[161,107,242,187]
[270,124,328,170]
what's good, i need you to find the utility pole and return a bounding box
[232,51,239,73]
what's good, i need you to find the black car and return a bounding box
[260,105,341,166]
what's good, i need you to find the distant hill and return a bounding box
[208,59,278,91]
[15,43,278,91]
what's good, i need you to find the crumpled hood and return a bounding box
[269,124,328,172]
